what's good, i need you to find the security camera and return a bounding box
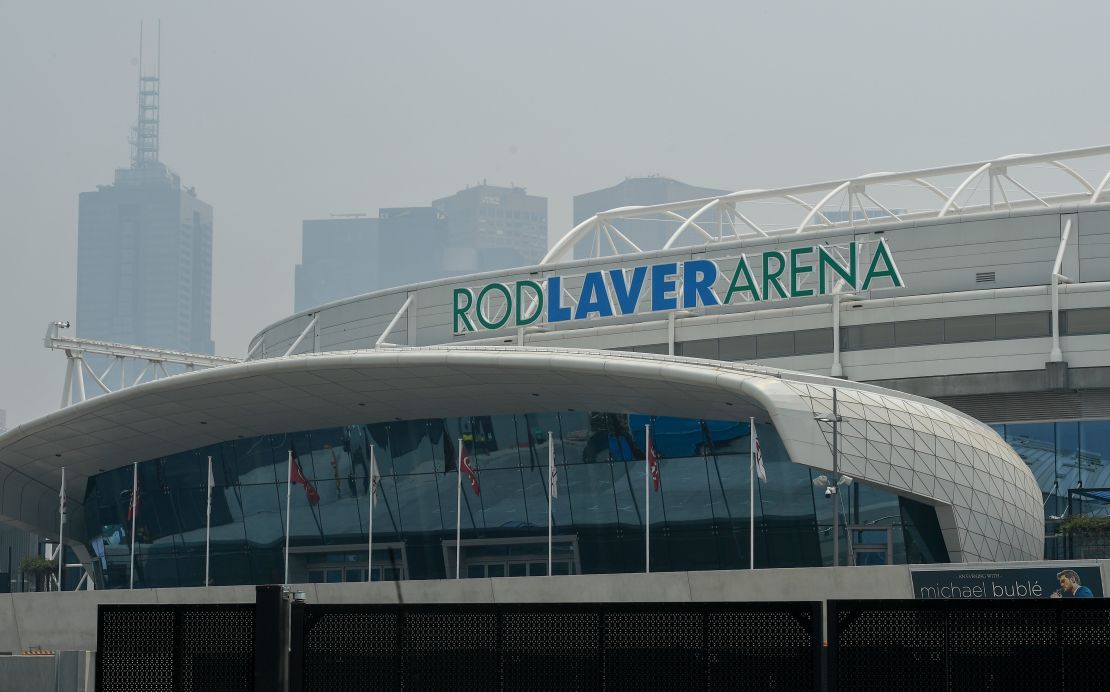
[824,486,835,498]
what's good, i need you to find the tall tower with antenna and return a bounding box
[131,21,161,169]
[76,22,215,358]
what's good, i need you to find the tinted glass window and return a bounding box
[794,328,832,355]
[895,319,945,346]
[756,332,794,357]
[944,315,995,342]
[995,312,1050,338]
[1064,307,1110,335]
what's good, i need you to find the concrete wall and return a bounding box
[4,560,1106,653]
[0,651,92,692]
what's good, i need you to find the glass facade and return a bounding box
[990,420,1110,558]
[82,410,949,589]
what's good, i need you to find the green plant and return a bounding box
[1059,515,1110,534]
[19,555,57,575]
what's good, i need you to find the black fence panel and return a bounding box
[829,599,1110,692]
[500,609,601,690]
[96,604,254,692]
[295,602,821,692]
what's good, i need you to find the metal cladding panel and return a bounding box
[1078,209,1110,282]
[254,207,1095,360]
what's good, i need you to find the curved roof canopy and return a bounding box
[0,346,1043,562]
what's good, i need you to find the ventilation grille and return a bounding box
[938,388,1110,423]
[975,271,996,283]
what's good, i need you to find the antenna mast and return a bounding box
[131,21,161,169]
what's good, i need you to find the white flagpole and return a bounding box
[284,450,292,585]
[205,456,213,587]
[57,466,65,591]
[645,423,650,574]
[129,461,138,590]
[367,445,375,583]
[750,418,755,570]
[547,431,554,576]
[455,438,463,580]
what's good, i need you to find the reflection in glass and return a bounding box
[82,409,962,588]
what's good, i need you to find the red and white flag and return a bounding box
[753,426,767,483]
[460,443,480,496]
[548,437,558,500]
[59,469,67,525]
[127,485,139,521]
[290,454,321,505]
[369,446,381,508]
[647,430,661,492]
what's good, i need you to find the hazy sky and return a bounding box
[3,0,1110,427]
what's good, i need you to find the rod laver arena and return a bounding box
[9,144,1110,589]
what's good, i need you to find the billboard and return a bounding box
[911,565,1103,599]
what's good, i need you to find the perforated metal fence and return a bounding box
[96,604,254,692]
[293,602,822,691]
[829,599,1110,692]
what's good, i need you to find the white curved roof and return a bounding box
[0,346,1043,562]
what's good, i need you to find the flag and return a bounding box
[206,458,215,517]
[369,446,381,508]
[460,443,480,496]
[290,454,321,505]
[548,437,558,499]
[59,472,67,525]
[127,485,139,521]
[647,430,661,492]
[753,426,767,483]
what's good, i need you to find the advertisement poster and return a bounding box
[911,565,1104,600]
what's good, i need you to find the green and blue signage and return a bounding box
[453,239,903,333]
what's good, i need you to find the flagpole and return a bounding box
[57,467,65,591]
[129,462,138,590]
[455,438,463,580]
[750,418,755,570]
[367,445,375,583]
[284,450,292,585]
[644,424,650,574]
[205,457,213,586]
[547,431,553,576]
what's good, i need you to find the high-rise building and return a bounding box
[573,177,728,257]
[292,185,547,312]
[433,184,547,275]
[76,52,213,354]
[377,207,449,291]
[295,217,380,313]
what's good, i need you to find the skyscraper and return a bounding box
[76,43,214,354]
[292,184,548,312]
[295,216,380,313]
[572,177,728,258]
[433,184,547,275]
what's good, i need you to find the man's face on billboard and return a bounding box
[1059,574,1077,593]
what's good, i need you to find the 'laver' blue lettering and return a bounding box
[455,241,903,332]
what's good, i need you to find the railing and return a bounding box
[44,321,240,407]
[544,144,1110,264]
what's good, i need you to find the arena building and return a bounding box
[6,145,1110,589]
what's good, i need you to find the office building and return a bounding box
[294,217,380,313]
[573,176,728,258]
[76,62,213,354]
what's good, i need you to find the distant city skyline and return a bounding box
[297,183,547,312]
[6,1,1110,427]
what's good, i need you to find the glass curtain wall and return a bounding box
[83,411,948,589]
[991,420,1110,558]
